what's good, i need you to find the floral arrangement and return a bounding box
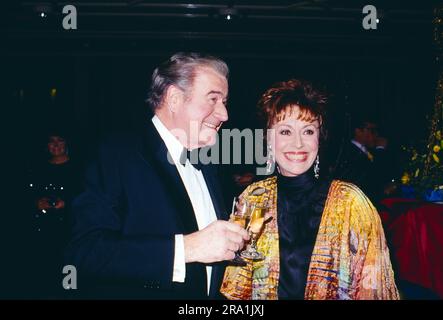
[401,130,443,196]
[399,6,443,201]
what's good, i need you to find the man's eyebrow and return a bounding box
[206,90,226,97]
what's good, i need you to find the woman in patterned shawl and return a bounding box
[221,79,399,300]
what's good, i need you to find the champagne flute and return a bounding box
[240,194,269,261]
[228,197,249,265]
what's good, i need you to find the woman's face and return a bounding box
[269,106,320,177]
[48,136,67,157]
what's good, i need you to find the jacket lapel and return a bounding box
[138,121,199,234]
[199,152,229,298]
[201,163,227,221]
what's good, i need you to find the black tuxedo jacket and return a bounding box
[65,121,228,299]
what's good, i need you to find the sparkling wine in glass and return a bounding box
[240,191,269,261]
[229,197,249,265]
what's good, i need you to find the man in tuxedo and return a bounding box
[65,52,248,299]
[333,116,392,203]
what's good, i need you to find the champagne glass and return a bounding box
[228,197,249,265]
[240,193,269,261]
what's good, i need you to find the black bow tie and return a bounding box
[179,148,202,171]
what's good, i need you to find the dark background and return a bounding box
[2,1,437,167]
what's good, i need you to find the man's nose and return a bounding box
[215,102,228,122]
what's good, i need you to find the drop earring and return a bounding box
[313,155,320,179]
[266,144,275,175]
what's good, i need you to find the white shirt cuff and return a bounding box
[173,234,186,283]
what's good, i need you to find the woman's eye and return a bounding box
[280,129,291,135]
[209,97,217,104]
[304,129,315,135]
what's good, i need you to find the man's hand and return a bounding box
[183,220,249,264]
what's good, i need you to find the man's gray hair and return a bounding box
[146,52,229,110]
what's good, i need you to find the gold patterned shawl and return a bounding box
[220,176,399,300]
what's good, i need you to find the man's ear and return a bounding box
[165,85,184,113]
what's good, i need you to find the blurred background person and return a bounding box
[27,130,82,298]
[332,115,394,204]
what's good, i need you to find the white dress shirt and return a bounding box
[151,115,218,295]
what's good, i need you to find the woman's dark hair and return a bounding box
[257,79,328,142]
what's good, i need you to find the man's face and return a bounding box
[173,67,228,149]
[356,122,378,148]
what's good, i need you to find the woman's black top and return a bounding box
[276,170,331,299]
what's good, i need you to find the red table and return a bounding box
[379,198,443,299]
